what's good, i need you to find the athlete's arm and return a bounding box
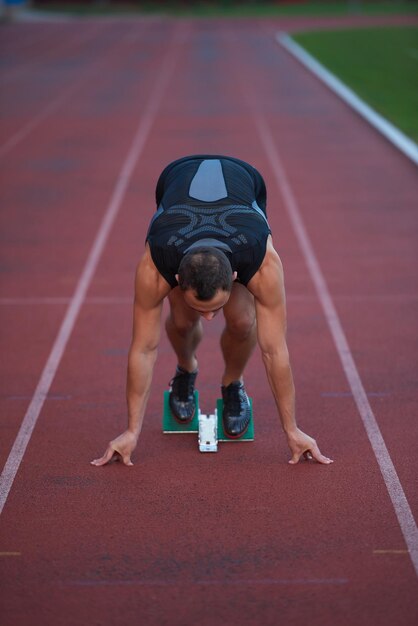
[91,245,171,466]
[248,237,333,465]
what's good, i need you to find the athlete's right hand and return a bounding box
[90,430,137,467]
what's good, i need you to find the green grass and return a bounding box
[32,1,418,18]
[293,26,418,142]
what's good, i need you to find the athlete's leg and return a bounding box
[221,282,257,387]
[165,287,203,373]
[220,283,255,437]
[165,288,203,422]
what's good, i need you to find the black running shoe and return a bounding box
[169,366,198,423]
[221,381,251,438]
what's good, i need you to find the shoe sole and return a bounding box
[172,410,195,425]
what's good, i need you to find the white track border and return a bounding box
[277,32,418,167]
[255,112,418,577]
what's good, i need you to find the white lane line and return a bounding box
[0,23,186,516]
[68,577,349,587]
[255,113,418,578]
[277,32,418,167]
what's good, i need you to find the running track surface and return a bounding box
[1,13,417,626]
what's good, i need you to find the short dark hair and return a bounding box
[177,247,233,300]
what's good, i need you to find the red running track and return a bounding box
[0,14,417,626]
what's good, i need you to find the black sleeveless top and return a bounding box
[146,155,271,287]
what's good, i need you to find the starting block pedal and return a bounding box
[162,390,199,433]
[216,398,254,442]
[162,390,254,452]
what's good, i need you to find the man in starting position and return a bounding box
[92,155,333,466]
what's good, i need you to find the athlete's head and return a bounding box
[176,247,234,301]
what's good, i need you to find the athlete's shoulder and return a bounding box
[247,237,284,297]
[135,245,172,307]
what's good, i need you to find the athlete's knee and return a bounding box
[225,310,256,339]
[166,312,200,337]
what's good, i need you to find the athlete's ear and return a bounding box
[175,274,179,284]
[232,271,238,281]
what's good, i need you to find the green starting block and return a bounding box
[162,391,254,444]
[216,397,254,442]
[162,390,199,433]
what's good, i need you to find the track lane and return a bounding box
[0,19,173,474]
[2,19,187,482]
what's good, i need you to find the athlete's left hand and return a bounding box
[286,428,333,465]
